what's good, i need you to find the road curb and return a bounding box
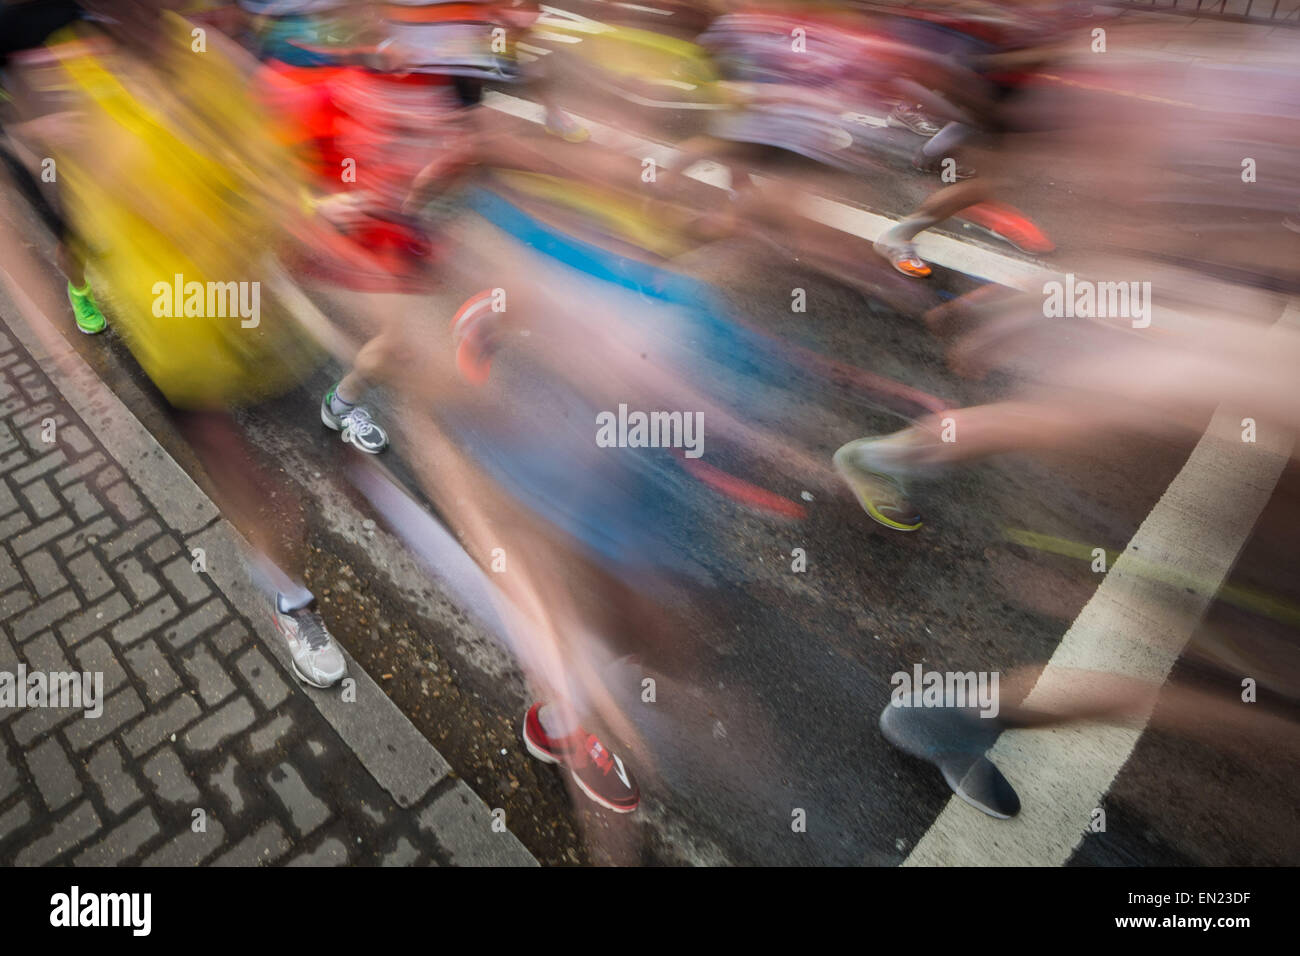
[0,273,538,866]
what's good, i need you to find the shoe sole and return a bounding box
[522,718,639,814]
[879,705,1017,819]
[833,441,922,532]
[321,406,386,455]
[873,241,932,279]
[290,657,345,689]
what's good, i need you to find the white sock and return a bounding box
[276,587,315,614]
[329,382,357,415]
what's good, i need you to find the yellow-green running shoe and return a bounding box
[67,282,107,335]
[833,437,923,532]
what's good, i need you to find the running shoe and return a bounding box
[545,111,590,144]
[833,437,922,531]
[886,103,942,138]
[879,698,1019,819]
[873,236,932,279]
[522,703,640,813]
[959,202,1055,255]
[321,386,389,454]
[449,290,505,386]
[271,597,348,688]
[67,282,107,335]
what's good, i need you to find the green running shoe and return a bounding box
[833,437,923,532]
[67,282,107,335]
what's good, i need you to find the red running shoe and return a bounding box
[959,202,1055,255]
[522,703,640,814]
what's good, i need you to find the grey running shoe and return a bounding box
[272,599,348,688]
[879,698,1020,819]
[321,387,389,454]
[887,103,942,137]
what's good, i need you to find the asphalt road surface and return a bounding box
[2,11,1298,865]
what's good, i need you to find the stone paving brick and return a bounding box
[64,686,145,752]
[56,424,93,456]
[0,740,20,801]
[66,550,112,602]
[19,478,58,520]
[117,556,161,604]
[111,595,179,646]
[0,320,537,868]
[145,535,183,566]
[288,836,348,866]
[209,755,247,816]
[0,799,32,842]
[143,746,200,805]
[121,693,202,758]
[0,631,18,683]
[10,448,67,487]
[382,836,420,867]
[141,817,226,867]
[0,549,19,592]
[0,476,15,516]
[162,556,211,606]
[208,617,250,658]
[93,465,125,491]
[11,514,75,557]
[21,548,67,599]
[58,480,103,523]
[86,741,143,815]
[161,597,226,650]
[22,631,71,673]
[54,514,117,559]
[13,800,100,865]
[100,518,163,563]
[0,448,29,476]
[211,821,289,867]
[180,644,235,706]
[10,587,79,641]
[0,510,32,543]
[73,806,160,866]
[59,592,131,645]
[75,637,129,694]
[234,646,289,710]
[10,701,79,747]
[0,586,34,625]
[266,762,330,837]
[52,450,106,486]
[123,639,182,703]
[183,696,255,753]
[26,738,81,811]
[247,714,294,756]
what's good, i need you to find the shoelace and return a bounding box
[293,610,332,652]
[342,406,379,438]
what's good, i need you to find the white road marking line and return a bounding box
[903,301,1298,866]
[483,90,1055,290]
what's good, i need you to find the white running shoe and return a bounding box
[272,598,348,688]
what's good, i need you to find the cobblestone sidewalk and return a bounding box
[0,301,536,866]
